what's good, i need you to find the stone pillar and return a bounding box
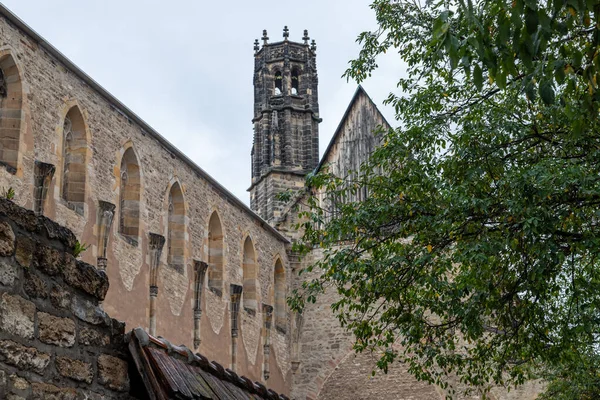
[262,303,273,381]
[33,161,55,216]
[230,284,243,372]
[193,260,208,349]
[148,233,165,336]
[96,201,115,270]
[291,312,303,373]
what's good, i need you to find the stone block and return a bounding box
[61,256,109,301]
[79,326,109,347]
[0,199,38,233]
[0,220,15,256]
[38,312,75,347]
[55,356,93,384]
[40,216,77,249]
[9,374,29,391]
[79,391,108,400]
[31,382,78,400]
[71,295,109,325]
[35,245,63,276]
[0,340,50,374]
[0,258,17,286]
[50,285,72,309]
[15,236,34,267]
[97,354,129,392]
[23,269,47,299]
[0,293,35,339]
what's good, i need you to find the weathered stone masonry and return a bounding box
[0,198,131,399]
[0,5,293,394]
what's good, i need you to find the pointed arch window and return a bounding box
[291,68,299,95]
[0,54,22,173]
[243,236,258,313]
[208,211,224,296]
[119,147,141,244]
[274,258,286,332]
[62,106,88,214]
[167,182,185,274]
[274,71,283,95]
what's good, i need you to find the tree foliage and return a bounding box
[290,0,600,397]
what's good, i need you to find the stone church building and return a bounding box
[0,4,542,399]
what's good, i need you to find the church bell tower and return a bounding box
[249,27,321,224]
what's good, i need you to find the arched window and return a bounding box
[208,211,224,295]
[62,106,88,214]
[119,147,141,242]
[0,54,22,172]
[274,258,286,331]
[242,236,257,313]
[274,71,282,95]
[291,68,299,95]
[167,182,185,274]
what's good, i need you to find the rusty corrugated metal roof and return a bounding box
[127,328,288,400]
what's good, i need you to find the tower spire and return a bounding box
[250,28,321,224]
[303,30,310,45]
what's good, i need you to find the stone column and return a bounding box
[291,312,303,373]
[193,260,208,349]
[33,161,55,216]
[96,201,115,270]
[148,233,165,336]
[262,303,273,381]
[230,284,243,372]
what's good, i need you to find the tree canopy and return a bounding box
[290,0,600,397]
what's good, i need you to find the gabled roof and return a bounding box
[127,328,288,400]
[316,85,392,173]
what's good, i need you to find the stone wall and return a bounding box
[0,6,292,393]
[0,198,131,399]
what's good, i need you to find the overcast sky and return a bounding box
[2,0,401,204]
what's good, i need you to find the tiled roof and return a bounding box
[126,328,289,400]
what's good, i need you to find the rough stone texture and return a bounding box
[23,270,47,299]
[71,295,109,325]
[0,198,133,399]
[34,245,63,276]
[61,257,109,301]
[15,236,34,268]
[97,355,129,392]
[55,356,93,383]
[0,259,17,286]
[0,293,35,339]
[10,373,30,391]
[31,382,78,400]
[38,312,76,347]
[0,340,50,374]
[79,326,110,347]
[50,285,72,309]
[0,220,15,257]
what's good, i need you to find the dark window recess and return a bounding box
[291,68,299,95]
[274,71,282,95]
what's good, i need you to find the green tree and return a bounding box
[291,0,600,397]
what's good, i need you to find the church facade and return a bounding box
[0,4,543,399]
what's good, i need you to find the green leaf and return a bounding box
[473,64,483,90]
[539,80,555,105]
